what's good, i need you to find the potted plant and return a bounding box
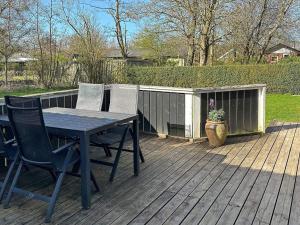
[205,99,228,147]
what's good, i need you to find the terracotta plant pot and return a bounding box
[205,120,228,147]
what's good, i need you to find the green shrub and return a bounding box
[278,56,300,64]
[126,63,300,94]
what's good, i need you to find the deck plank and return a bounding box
[56,139,199,225]
[21,137,179,225]
[252,123,297,225]
[271,123,300,225]
[124,138,246,225]
[206,122,291,225]
[0,123,299,225]
[138,137,250,225]
[179,125,277,225]
[91,142,213,224]
[289,123,300,225]
[233,123,288,225]
[2,136,170,225]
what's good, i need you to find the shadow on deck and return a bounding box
[0,121,299,225]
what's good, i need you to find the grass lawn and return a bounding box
[0,86,73,98]
[266,94,300,126]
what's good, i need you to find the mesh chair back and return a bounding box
[0,128,7,154]
[76,83,104,111]
[109,84,139,114]
[5,96,53,164]
[5,96,40,108]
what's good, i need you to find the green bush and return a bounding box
[278,56,300,64]
[126,63,300,94]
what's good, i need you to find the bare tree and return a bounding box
[0,0,31,85]
[136,0,298,65]
[138,0,229,66]
[133,27,185,65]
[81,0,129,58]
[256,0,296,63]
[35,0,45,84]
[198,0,219,66]
[225,0,297,64]
[114,0,127,58]
[141,0,202,65]
[30,0,67,87]
[60,0,107,83]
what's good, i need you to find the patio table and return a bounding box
[0,107,140,209]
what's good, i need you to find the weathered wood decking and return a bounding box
[0,122,299,225]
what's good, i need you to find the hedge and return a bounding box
[126,63,300,94]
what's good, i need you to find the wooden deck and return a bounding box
[0,122,300,225]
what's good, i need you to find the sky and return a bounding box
[43,0,300,44]
[86,1,141,36]
[41,0,142,43]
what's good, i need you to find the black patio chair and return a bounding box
[2,96,59,178]
[0,127,18,202]
[3,96,99,223]
[90,84,145,182]
[0,96,41,202]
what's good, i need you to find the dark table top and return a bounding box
[0,107,138,135]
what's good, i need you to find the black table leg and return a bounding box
[80,132,91,209]
[133,118,140,176]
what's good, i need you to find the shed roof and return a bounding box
[2,53,38,63]
[265,43,300,54]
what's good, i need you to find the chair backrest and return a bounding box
[76,83,104,111]
[109,84,139,114]
[5,96,40,108]
[1,96,39,157]
[5,96,53,164]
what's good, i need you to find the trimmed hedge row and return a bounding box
[126,63,300,94]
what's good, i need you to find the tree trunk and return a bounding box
[256,35,273,63]
[115,0,127,58]
[48,0,53,88]
[36,0,44,85]
[187,2,198,66]
[187,39,196,66]
[199,34,210,66]
[4,57,8,87]
[199,47,209,66]
[242,45,251,64]
[209,43,214,66]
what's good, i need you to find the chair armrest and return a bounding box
[52,141,77,154]
[4,138,15,146]
[116,123,131,127]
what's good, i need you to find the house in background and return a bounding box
[1,53,38,74]
[265,43,300,63]
[6,53,37,64]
